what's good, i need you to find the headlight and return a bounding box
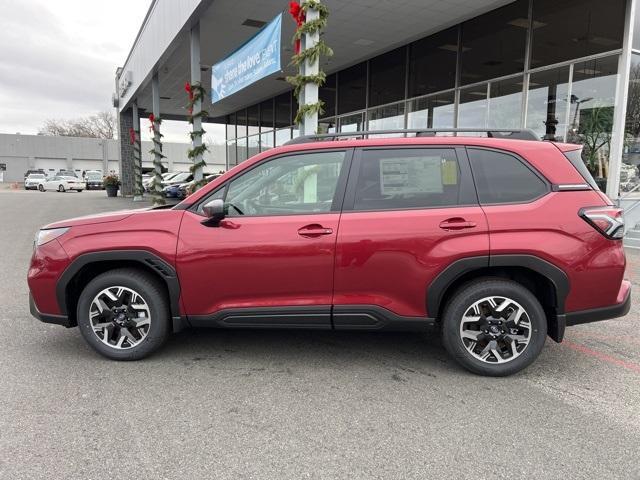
[34,227,69,247]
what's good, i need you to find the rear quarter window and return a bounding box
[467,148,549,204]
[562,148,599,190]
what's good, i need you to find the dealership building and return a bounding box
[115,0,640,208]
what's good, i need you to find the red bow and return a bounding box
[128,127,136,145]
[185,82,194,101]
[289,1,306,54]
[148,113,155,134]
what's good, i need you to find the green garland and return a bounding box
[148,115,165,206]
[185,81,209,190]
[286,0,332,131]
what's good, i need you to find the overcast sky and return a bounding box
[0,0,221,143]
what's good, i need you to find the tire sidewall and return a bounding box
[442,279,547,376]
[76,270,170,360]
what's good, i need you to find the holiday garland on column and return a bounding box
[128,127,142,197]
[286,0,333,126]
[185,81,208,191]
[148,113,166,206]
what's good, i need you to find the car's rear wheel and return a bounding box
[441,279,547,377]
[58,185,65,192]
[38,184,44,192]
[76,268,170,360]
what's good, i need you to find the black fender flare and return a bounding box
[427,254,569,317]
[56,250,181,319]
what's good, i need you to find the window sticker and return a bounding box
[379,156,444,195]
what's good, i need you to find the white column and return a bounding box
[151,73,164,202]
[190,22,204,182]
[132,101,143,201]
[606,0,636,197]
[301,6,320,136]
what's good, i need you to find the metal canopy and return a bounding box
[123,0,514,121]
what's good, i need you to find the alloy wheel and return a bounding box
[89,286,151,350]
[459,296,532,364]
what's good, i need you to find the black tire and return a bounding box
[38,184,44,192]
[58,185,65,192]
[76,268,171,360]
[441,278,547,377]
[77,190,83,193]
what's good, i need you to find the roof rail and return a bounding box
[284,128,540,145]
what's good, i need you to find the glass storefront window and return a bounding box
[339,112,365,132]
[531,0,625,68]
[275,92,292,128]
[369,47,406,107]
[261,99,274,130]
[567,56,618,184]
[526,66,571,141]
[368,102,405,131]
[247,104,260,136]
[320,74,337,118]
[460,0,528,85]
[226,140,237,167]
[318,119,337,134]
[458,84,488,128]
[622,53,640,194]
[225,114,235,140]
[338,62,367,114]
[236,109,247,138]
[408,27,458,98]
[247,134,260,158]
[237,137,248,163]
[408,92,455,129]
[487,76,523,129]
[260,130,274,152]
[275,127,292,146]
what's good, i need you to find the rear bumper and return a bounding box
[29,293,72,327]
[565,281,631,326]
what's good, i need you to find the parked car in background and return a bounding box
[161,172,192,189]
[57,170,78,178]
[177,174,221,199]
[28,129,630,376]
[38,175,85,193]
[24,169,46,180]
[85,171,104,190]
[144,172,177,192]
[24,173,47,190]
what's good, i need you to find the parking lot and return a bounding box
[0,188,639,479]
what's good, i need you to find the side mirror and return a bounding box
[201,198,225,226]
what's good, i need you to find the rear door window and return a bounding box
[467,148,548,204]
[351,148,465,210]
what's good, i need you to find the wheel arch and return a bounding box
[428,255,569,342]
[57,250,181,328]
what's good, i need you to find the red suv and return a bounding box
[28,130,631,376]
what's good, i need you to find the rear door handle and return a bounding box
[439,218,477,231]
[298,224,334,237]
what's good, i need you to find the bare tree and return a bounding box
[39,111,116,139]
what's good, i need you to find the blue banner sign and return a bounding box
[212,14,282,103]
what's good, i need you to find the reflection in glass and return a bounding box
[621,53,640,194]
[318,119,337,134]
[339,112,365,132]
[408,27,458,97]
[338,62,367,114]
[226,114,235,140]
[458,85,488,128]
[369,47,406,107]
[261,99,274,130]
[407,92,455,129]
[275,93,292,128]
[237,137,248,163]
[488,77,523,129]
[526,67,570,141]
[532,0,625,68]
[247,105,260,136]
[460,0,528,85]
[320,74,337,118]
[368,103,406,132]
[260,131,274,152]
[226,140,237,167]
[275,128,292,147]
[567,56,618,183]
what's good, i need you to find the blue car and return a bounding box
[162,183,183,198]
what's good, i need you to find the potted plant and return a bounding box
[103,174,120,197]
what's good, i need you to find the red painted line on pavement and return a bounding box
[563,340,640,374]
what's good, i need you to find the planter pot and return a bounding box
[105,185,119,197]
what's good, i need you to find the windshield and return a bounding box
[87,173,102,180]
[27,174,45,179]
[170,172,190,182]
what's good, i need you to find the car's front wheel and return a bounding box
[38,184,44,192]
[441,278,547,377]
[58,185,65,192]
[76,268,171,360]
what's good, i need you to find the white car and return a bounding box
[24,173,47,190]
[38,175,86,193]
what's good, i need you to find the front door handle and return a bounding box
[439,218,477,231]
[298,224,334,237]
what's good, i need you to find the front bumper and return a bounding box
[565,281,631,326]
[29,293,72,327]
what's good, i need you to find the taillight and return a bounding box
[579,207,625,239]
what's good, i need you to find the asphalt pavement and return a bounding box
[0,188,638,480]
